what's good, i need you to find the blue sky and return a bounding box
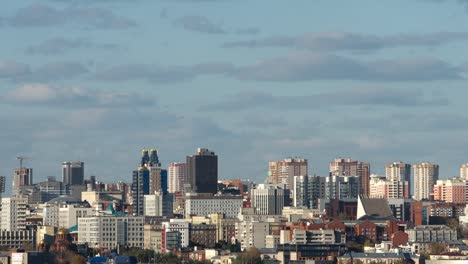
[1,0,468,191]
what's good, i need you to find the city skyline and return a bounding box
[1,0,468,188]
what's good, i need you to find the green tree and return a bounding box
[233,247,263,264]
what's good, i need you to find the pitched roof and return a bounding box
[357,196,396,221]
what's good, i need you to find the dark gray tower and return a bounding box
[186,148,218,194]
[62,161,84,186]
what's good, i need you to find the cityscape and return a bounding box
[2,0,468,264]
[0,149,468,264]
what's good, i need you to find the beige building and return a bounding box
[386,162,411,196]
[144,224,163,252]
[329,158,370,197]
[460,163,468,180]
[168,162,187,193]
[268,158,308,189]
[414,163,439,201]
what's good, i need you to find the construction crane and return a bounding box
[16,156,31,169]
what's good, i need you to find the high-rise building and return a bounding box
[329,158,370,197]
[251,184,286,215]
[144,192,174,217]
[268,158,308,189]
[12,168,33,195]
[62,162,84,186]
[308,175,326,209]
[433,178,466,204]
[186,148,218,194]
[324,174,361,200]
[133,149,168,216]
[413,163,439,201]
[0,197,28,231]
[460,164,468,180]
[293,175,308,208]
[369,175,409,199]
[386,162,411,197]
[168,162,187,193]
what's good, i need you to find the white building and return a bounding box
[78,215,145,249]
[251,184,285,215]
[0,197,28,231]
[162,219,190,248]
[407,225,457,243]
[58,204,95,228]
[185,193,243,218]
[414,163,439,201]
[144,193,174,217]
[168,162,187,193]
[235,221,270,251]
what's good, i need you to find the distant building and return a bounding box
[162,219,190,248]
[329,158,370,196]
[460,163,468,180]
[406,225,457,243]
[0,197,28,231]
[369,175,409,199]
[78,215,145,249]
[293,175,308,208]
[144,192,174,217]
[62,162,84,186]
[184,193,243,218]
[186,148,218,194]
[251,184,286,215]
[414,163,439,201]
[12,168,33,196]
[434,178,466,204]
[386,162,411,196]
[325,175,361,200]
[356,196,396,221]
[168,162,187,193]
[268,158,308,189]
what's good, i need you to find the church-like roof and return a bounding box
[357,196,396,221]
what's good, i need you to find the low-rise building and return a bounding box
[406,225,457,243]
[185,193,243,218]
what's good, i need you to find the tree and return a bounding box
[234,247,263,264]
[429,242,447,255]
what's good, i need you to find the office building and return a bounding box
[0,197,28,231]
[461,163,468,180]
[414,163,439,201]
[386,162,411,197]
[251,184,285,215]
[62,162,84,186]
[186,148,218,194]
[184,193,243,218]
[268,158,308,189]
[433,178,466,204]
[308,175,326,209]
[12,168,33,195]
[132,165,150,216]
[162,219,190,248]
[78,215,145,249]
[168,162,187,193]
[144,192,174,217]
[329,158,370,196]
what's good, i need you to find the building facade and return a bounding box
[186,148,218,194]
[433,178,466,204]
[251,184,285,215]
[0,197,28,231]
[268,158,308,189]
[329,158,370,197]
[414,163,439,201]
[62,162,84,186]
[168,162,187,193]
[184,193,243,218]
[386,162,411,196]
[12,168,33,196]
[78,215,145,249]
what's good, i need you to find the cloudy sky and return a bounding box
[1,0,468,192]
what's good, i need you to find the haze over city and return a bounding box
[2,0,468,189]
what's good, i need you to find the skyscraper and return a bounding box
[329,158,370,197]
[268,158,308,190]
[414,163,439,201]
[12,168,33,196]
[293,175,308,208]
[186,148,218,194]
[62,162,84,186]
[168,162,187,193]
[385,162,411,198]
[133,149,168,216]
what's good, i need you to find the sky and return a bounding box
[1,0,468,192]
